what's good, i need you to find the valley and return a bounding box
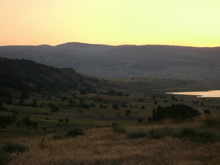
[0,55,219,165]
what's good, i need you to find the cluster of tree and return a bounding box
[50,103,59,112]
[58,118,69,124]
[18,116,38,129]
[151,104,200,121]
[104,89,124,96]
[0,113,38,129]
[0,113,17,128]
[0,89,13,98]
[0,102,8,111]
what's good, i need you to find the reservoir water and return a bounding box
[167,90,220,98]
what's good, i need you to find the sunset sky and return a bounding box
[1,0,220,47]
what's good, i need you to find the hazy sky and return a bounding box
[1,0,220,46]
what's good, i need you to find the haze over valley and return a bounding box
[1,42,220,81]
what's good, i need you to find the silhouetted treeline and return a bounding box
[151,104,200,121]
[0,113,37,129]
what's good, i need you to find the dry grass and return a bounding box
[4,120,220,165]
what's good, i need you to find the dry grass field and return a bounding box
[3,115,220,165]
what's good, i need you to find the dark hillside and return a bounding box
[0,57,105,97]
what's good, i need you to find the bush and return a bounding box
[204,110,211,115]
[52,133,64,140]
[137,118,143,124]
[112,104,119,110]
[127,131,147,139]
[113,127,126,134]
[180,127,198,138]
[2,142,28,154]
[0,103,3,111]
[179,127,217,143]
[204,118,220,127]
[65,128,84,138]
[125,110,132,116]
[146,128,165,139]
[50,104,59,112]
[145,127,175,139]
[197,131,217,143]
[0,150,9,165]
[112,122,118,127]
[80,89,87,95]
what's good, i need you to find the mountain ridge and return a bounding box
[0,42,220,80]
[1,42,220,48]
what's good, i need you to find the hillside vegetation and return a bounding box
[0,57,220,165]
[1,43,220,80]
[0,57,116,99]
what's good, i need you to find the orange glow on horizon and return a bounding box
[1,0,220,47]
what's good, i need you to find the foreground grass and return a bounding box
[2,117,220,165]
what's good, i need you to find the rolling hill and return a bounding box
[0,42,220,80]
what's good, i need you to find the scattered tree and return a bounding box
[112,104,119,110]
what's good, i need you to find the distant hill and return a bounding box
[0,42,220,80]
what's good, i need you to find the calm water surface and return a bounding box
[167,90,220,98]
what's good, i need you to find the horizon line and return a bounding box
[0,42,220,48]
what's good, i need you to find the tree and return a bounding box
[80,89,87,95]
[69,99,76,107]
[141,105,145,109]
[0,102,3,110]
[20,91,29,99]
[138,118,143,124]
[204,110,211,115]
[112,104,119,110]
[65,118,69,124]
[50,104,59,112]
[125,110,132,116]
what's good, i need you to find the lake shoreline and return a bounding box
[166,90,220,98]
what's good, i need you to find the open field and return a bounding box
[1,91,220,165]
[1,114,220,165]
[1,91,220,136]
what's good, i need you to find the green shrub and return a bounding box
[50,104,59,112]
[127,131,147,139]
[112,122,118,127]
[204,118,220,127]
[112,104,119,110]
[137,118,143,124]
[180,127,198,138]
[146,128,165,139]
[2,142,28,154]
[65,128,84,138]
[0,150,9,165]
[52,133,64,140]
[179,127,217,143]
[196,131,217,143]
[178,127,198,142]
[113,127,126,134]
[204,110,211,115]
